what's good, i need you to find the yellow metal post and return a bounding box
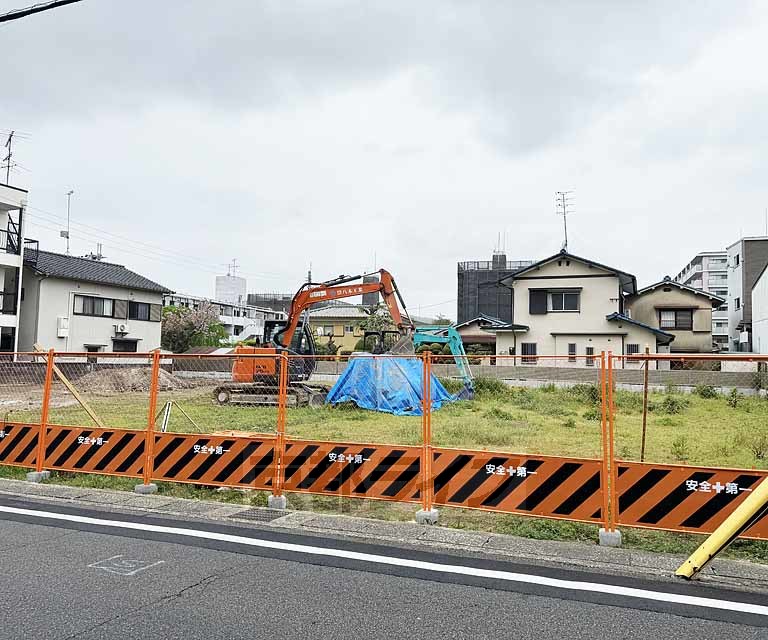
[676,478,768,579]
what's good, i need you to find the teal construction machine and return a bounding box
[363,325,474,400]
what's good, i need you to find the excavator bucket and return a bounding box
[388,334,415,355]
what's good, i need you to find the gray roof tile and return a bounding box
[30,250,170,293]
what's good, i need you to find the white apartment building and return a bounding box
[673,251,729,350]
[0,182,29,352]
[163,292,285,343]
[726,237,768,352]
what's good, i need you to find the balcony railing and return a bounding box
[0,229,21,255]
[458,259,534,272]
[22,238,39,265]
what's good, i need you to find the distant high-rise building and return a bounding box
[456,252,533,324]
[673,251,729,350]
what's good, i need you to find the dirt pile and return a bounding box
[74,367,193,393]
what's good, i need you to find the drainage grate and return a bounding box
[230,507,288,522]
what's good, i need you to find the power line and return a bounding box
[25,208,288,280]
[0,0,84,23]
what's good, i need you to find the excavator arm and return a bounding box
[414,325,475,400]
[274,269,414,350]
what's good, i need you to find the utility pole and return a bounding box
[555,190,574,251]
[65,190,74,255]
[2,131,13,184]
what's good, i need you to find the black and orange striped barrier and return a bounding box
[0,422,39,468]
[42,426,146,477]
[282,438,422,503]
[431,447,604,524]
[152,432,276,490]
[615,461,768,540]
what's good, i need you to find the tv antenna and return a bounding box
[555,190,574,251]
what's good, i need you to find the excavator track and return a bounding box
[212,382,328,407]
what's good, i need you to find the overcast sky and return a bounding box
[2,1,767,319]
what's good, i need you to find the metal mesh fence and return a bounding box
[155,354,280,436]
[431,354,605,458]
[0,353,47,426]
[610,355,768,468]
[49,353,153,430]
[284,354,423,446]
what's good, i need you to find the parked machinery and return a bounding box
[213,269,414,406]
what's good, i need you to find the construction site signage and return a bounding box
[615,461,768,540]
[282,438,422,502]
[152,433,276,490]
[431,447,604,524]
[43,426,146,477]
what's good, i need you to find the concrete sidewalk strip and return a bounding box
[2,477,768,592]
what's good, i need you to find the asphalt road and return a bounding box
[0,495,766,639]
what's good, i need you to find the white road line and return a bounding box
[1,504,766,617]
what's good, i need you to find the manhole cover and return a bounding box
[230,508,287,522]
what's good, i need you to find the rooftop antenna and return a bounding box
[2,131,13,184]
[62,189,74,255]
[83,243,105,261]
[555,190,574,251]
[226,258,239,277]
[307,262,312,283]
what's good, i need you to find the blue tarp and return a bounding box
[326,357,455,416]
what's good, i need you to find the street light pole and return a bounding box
[65,190,73,255]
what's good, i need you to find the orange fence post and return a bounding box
[416,350,438,524]
[270,353,289,509]
[599,351,610,531]
[608,351,619,535]
[640,346,650,462]
[29,349,55,481]
[136,349,161,494]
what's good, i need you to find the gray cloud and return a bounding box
[4,1,741,153]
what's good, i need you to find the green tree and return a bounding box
[161,303,229,353]
[432,314,452,326]
[356,303,395,333]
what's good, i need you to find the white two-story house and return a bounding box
[492,251,674,364]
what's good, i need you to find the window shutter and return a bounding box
[529,290,548,314]
[114,299,128,319]
[149,304,163,322]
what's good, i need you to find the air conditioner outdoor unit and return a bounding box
[115,323,130,335]
[56,316,69,338]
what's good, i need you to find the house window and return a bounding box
[74,295,114,318]
[586,346,595,367]
[345,325,354,333]
[659,309,693,330]
[626,343,641,361]
[735,254,740,266]
[128,301,150,321]
[521,342,537,364]
[735,297,741,310]
[548,291,580,312]
[568,343,576,362]
[112,339,138,353]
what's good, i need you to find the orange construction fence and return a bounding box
[0,349,766,541]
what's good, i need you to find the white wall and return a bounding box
[18,273,163,352]
[494,257,660,363]
[727,241,743,350]
[751,267,768,354]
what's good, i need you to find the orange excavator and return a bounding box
[213,269,415,406]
